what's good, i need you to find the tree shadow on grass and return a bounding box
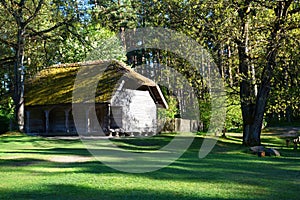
[0,158,45,167]
[0,135,82,149]
[0,183,259,200]
[0,135,299,200]
[2,147,92,156]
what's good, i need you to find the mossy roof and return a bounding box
[25,60,161,106]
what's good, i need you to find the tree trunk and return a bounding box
[241,0,294,146]
[242,82,270,146]
[237,1,263,146]
[227,45,234,87]
[14,26,26,132]
[1,0,76,132]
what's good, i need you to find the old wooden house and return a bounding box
[25,60,167,136]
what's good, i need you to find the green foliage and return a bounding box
[226,104,243,131]
[85,27,127,62]
[0,97,14,134]
[0,115,9,134]
[92,0,138,31]
[225,94,243,131]
[157,95,179,120]
[0,97,14,117]
[198,99,211,131]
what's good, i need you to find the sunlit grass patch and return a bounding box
[0,133,299,200]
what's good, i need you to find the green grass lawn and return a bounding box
[0,132,299,200]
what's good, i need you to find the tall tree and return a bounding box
[0,0,84,131]
[235,0,300,145]
[147,0,300,145]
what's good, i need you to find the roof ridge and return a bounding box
[49,59,123,69]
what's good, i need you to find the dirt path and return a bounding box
[263,126,300,137]
[48,155,93,163]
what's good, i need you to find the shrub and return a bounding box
[226,104,243,132]
[0,97,14,134]
[0,115,10,134]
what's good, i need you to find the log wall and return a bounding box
[112,89,157,133]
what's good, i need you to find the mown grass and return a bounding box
[0,132,299,200]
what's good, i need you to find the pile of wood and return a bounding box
[250,146,280,157]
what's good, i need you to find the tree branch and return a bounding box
[0,56,14,64]
[251,0,274,9]
[26,20,72,38]
[25,0,44,25]
[0,0,15,17]
[287,23,300,30]
[66,24,89,46]
[0,57,13,63]
[0,37,17,48]
[289,7,300,15]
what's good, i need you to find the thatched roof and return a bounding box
[25,60,167,108]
